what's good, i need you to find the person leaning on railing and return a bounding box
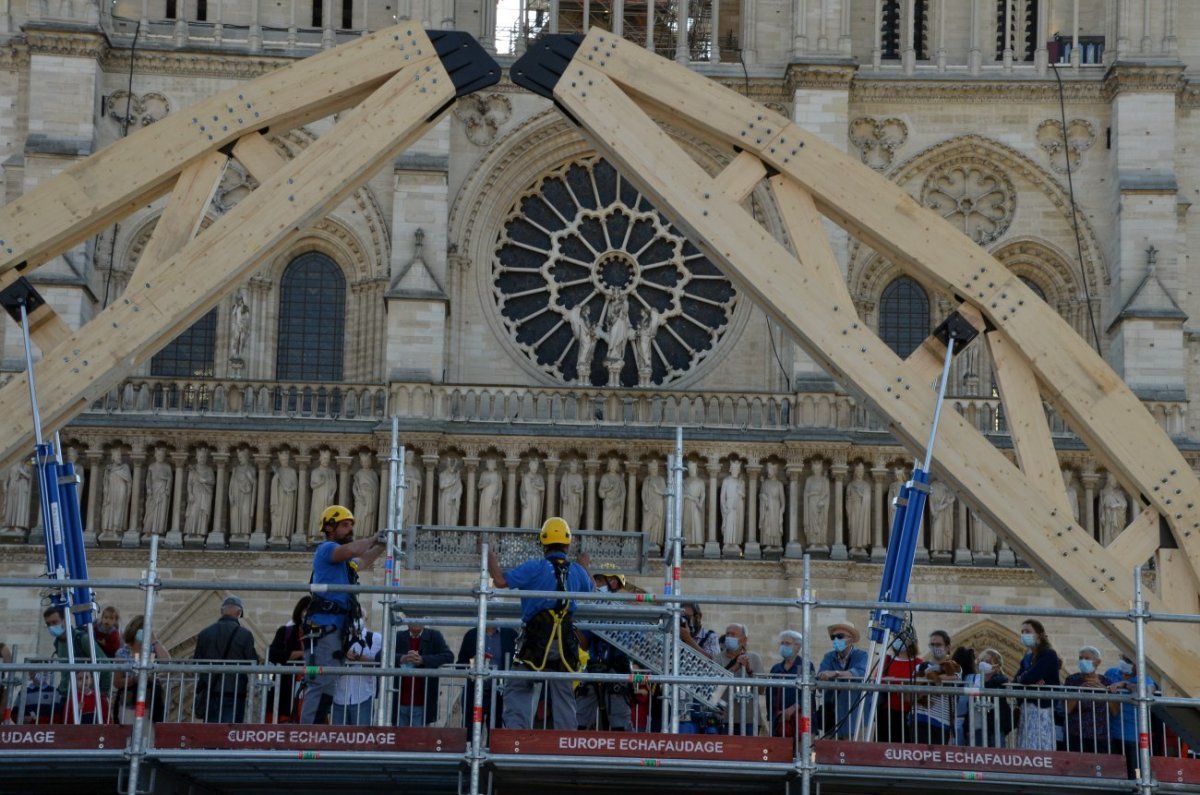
[1063,645,1113,754]
[768,630,809,738]
[1012,618,1061,751]
[1104,653,1159,779]
[910,630,959,745]
[112,615,168,724]
[877,631,922,744]
[972,649,1013,747]
[43,606,111,720]
[816,621,868,739]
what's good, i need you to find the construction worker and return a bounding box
[487,516,593,730]
[299,505,386,724]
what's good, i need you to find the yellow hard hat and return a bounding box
[539,516,571,546]
[321,504,355,526]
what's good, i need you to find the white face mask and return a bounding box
[597,585,609,593]
[978,661,993,675]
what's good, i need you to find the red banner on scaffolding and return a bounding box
[490,729,795,762]
[0,724,131,749]
[1153,756,1200,784]
[155,723,467,753]
[816,740,1126,778]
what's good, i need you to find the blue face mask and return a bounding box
[1118,660,1134,676]
[47,624,65,638]
[831,638,847,653]
[135,628,145,644]
[1079,659,1095,675]
[724,636,740,652]
[1020,632,1036,647]
[779,645,795,659]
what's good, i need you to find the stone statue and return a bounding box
[308,449,337,537]
[887,466,906,529]
[970,509,997,556]
[230,290,250,360]
[184,447,215,538]
[438,457,463,525]
[519,457,545,529]
[228,448,256,538]
[929,479,955,553]
[143,446,173,537]
[559,459,583,530]
[477,458,502,528]
[758,461,785,550]
[352,451,379,537]
[803,459,830,547]
[568,303,599,385]
[269,449,297,541]
[682,460,705,548]
[101,447,132,534]
[601,296,633,370]
[402,450,421,527]
[845,462,872,553]
[3,461,31,530]
[719,459,746,548]
[598,456,625,531]
[641,459,668,548]
[1098,472,1128,546]
[1063,469,1081,522]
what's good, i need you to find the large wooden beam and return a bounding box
[563,30,1200,575]
[133,153,228,282]
[545,47,1200,695]
[0,39,458,472]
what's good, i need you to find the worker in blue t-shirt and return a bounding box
[299,505,386,724]
[487,516,593,730]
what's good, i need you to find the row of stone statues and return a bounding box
[0,445,1137,558]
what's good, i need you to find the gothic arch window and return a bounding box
[276,252,346,381]
[879,276,930,358]
[881,0,929,61]
[150,309,217,377]
[1019,275,1047,301]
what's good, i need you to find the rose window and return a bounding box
[920,161,1015,245]
[492,157,738,388]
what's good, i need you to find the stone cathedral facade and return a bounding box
[0,0,1197,666]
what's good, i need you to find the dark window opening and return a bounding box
[342,0,353,29]
[165,0,177,19]
[150,308,217,378]
[879,276,930,359]
[197,0,207,22]
[312,0,323,28]
[276,252,345,382]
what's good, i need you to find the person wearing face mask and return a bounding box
[1104,652,1158,779]
[816,621,868,738]
[576,574,633,731]
[1063,645,1112,754]
[113,614,169,724]
[768,630,809,737]
[877,630,922,743]
[973,649,1013,747]
[42,605,110,719]
[679,602,719,660]
[1013,618,1061,750]
[718,623,764,735]
[951,646,980,745]
[910,630,959,744]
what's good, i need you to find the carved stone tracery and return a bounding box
[920,158,1016,245]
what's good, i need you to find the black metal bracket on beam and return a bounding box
[429,30,503,98]
[931,310,981,353]
[510,34,584,100]
[0,277,45,324]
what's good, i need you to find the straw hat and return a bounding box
[827,621,860,645]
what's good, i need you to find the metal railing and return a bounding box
[2,548,1196,795]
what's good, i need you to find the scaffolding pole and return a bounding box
[126,534,161,795]
[375,418,405,726]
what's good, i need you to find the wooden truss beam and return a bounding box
[512,30,1200,695]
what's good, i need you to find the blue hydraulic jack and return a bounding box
[856,311,979,741]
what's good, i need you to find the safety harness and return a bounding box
[515,555,580,673]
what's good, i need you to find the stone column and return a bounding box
[625,462,638,533]
[585,459,599,531]
[164,452,187,549]
[464,456,479,527]
[377,445,390,533]
[745,461,761,560]
[954,498,971,565]
[504,458,520,528]
[121,446,146,548]
[423,455,438,525]
[704,456,720,558]
[829,461,848,560]
[337,454,353,509]
[207,450,229,550]
[248,0,263,50]
[545,457,559,517]
[293,455,310,549]
[785,465,803,558]
[251,453,270,550]
[870,465,887,562]
[84,448,103,545]
[1081,467,1099,540]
